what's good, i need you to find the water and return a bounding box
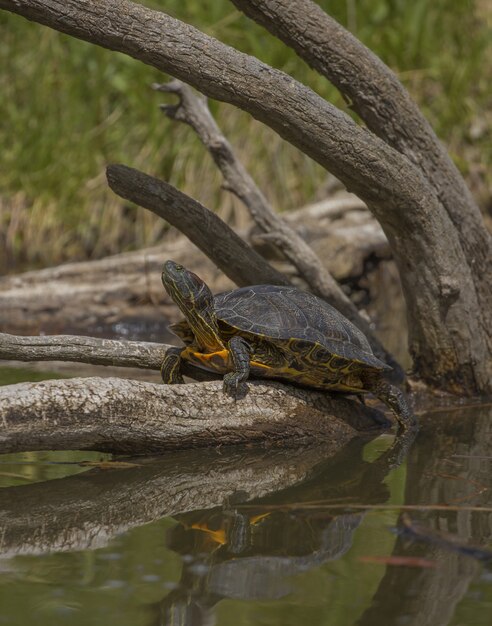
[1,367,492,625]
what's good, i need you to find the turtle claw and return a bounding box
[223,373,248,400]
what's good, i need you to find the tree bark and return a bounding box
[1,0,490,393]
[106,164,287,289]
[231,0,492,307]
[0,375,388,455]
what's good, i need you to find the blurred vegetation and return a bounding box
[0,0,490,273]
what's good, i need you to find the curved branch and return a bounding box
[231,0,492,318]
[0,376,388,455]
[106,164,287,288]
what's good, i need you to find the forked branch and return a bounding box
[153,80,347,309]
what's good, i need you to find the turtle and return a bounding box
[160,260,416,432]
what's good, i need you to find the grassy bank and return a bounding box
[1,0,490,273]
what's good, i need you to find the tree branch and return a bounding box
[230,0,492,321]
[153,80,348,309]
[0,331,166,369]
[0,375,388,455]
[106,164,287,288]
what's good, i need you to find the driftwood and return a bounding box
[0,375,388,455]
[2,0,490,393]
[0,197,395,340]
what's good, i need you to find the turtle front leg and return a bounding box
[161,347,185,385]
[223,336,252,399]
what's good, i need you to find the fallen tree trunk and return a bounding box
[0,196,394,339]
[0,376,388,455]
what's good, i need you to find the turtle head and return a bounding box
[162,260,214,311]
[162,260,222,350]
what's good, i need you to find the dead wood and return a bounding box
[0,331,168,371]
[231,0,492,333]
[0,375,388,456]
[106,164,287,289]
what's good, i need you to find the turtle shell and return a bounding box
[214,285,389,371]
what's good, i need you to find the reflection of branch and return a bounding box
[0,375,387,455]
[106,164,287,288]
[399,513,492,562]
[0,445,341,557]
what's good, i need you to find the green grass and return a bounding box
[0,0,490,272]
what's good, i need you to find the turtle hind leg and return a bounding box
[223,336,252,399]
[365,374,418,433]
[161,347,185,385]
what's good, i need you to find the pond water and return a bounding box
[1,367,492,626]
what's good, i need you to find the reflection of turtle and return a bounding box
[161,260,416,432]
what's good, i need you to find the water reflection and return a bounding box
[159,509,364,624]
[1,404,492,626]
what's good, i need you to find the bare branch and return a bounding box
[0,376,388,455]
[0,332,221,381]
[231,0,492,319]
[106,164,288,288]
[0,331,166,369]
[152,81,350,311]
[152,80,400,372]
